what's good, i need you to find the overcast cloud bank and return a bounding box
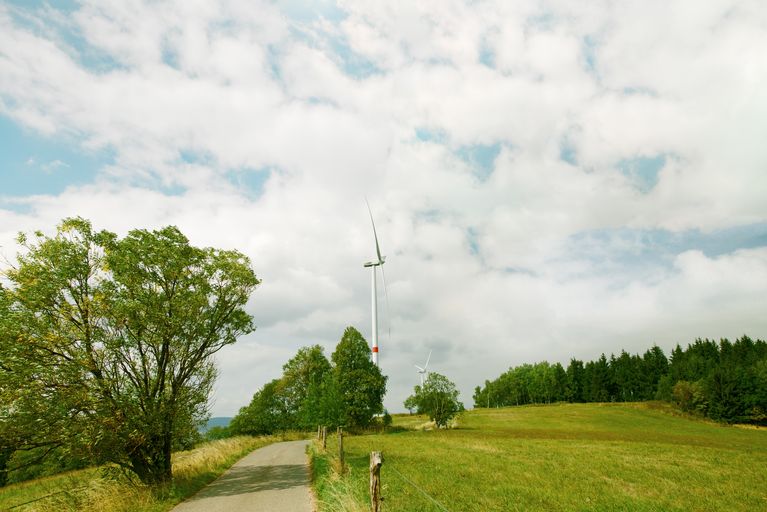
[1,0,766,414]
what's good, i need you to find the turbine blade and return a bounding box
[365,198,384,263]
[415,365,424,372]
[424,350,432,369]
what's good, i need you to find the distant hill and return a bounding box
[201,417,232,432]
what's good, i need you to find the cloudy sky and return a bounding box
[1,0,766,416]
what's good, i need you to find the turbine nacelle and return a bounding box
[415,350,432,385]
[363,257,385,268]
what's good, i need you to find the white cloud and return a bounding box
[0,0,766,414]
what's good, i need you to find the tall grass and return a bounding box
[309,441,367,512]
[312,403,767,512]
[0,434,302,511]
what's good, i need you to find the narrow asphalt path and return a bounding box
[172,439,313,512]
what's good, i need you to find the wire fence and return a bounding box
[387,465,450,512]
[316,436,451,512]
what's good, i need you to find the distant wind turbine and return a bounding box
[415,350,432,386]
[363,199,388,367]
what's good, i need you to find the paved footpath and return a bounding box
[172,439,313,512]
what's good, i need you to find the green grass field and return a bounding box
[313,403,767,512]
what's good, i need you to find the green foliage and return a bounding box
[0,218,260,485]
[405,372,463,428]
[331,327,387,428]
[474,336,767,425]
[382,410,392,428]
[230,327,387,434]
[282,345,332,428]
[672,380,708,414]
[204,426,231,441]
[229,379,290,435]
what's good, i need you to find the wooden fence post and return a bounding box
[322,426,327,450]
[338,427,344,472]
[317,425,321,440]
[370,451,383,512]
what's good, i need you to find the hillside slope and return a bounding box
[313,403,767,512]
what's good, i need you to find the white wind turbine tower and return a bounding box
[415,350,432,386]
[363,200,388,367]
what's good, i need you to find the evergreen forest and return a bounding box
[473,336,767,424]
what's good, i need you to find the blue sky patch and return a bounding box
[415,127,448,144]
[161,37,180,70]
[618,154,666,192]
[466,227,480,256]
[228,167,271,198]
[560,140,578,165]
[6,2,124,74]
[287,23,380,79]
[566,223,767,278]
[526,12,556,30]
[456,143,502,182]
[582,35,599,77]
[479,41,495,68]
[278,0,347,23]
[623,86,658,97]
[266,44,284,82]
[0,115,109,197]
[179,148,216,167]
[4,0,79,12]
[327,35,380,79]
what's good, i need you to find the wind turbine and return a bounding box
[415,350,432,386]
[363,200,387,367]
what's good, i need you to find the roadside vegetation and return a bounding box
[311,403,767,512]
[0,434,300,511]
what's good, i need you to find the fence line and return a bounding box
[388,465,450,512]
[316,436,449,511]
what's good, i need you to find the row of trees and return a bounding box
[227,327,387,436]
[0,218,259,485]
[473,336,767,424]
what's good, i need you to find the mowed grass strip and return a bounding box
[0,434,302,512]
[313,403,767,512]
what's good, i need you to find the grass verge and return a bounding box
[312,403,767,512]
[309,440,367,512]
[0,433,305,511]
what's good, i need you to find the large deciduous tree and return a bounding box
[0,218,259,485]
[406,372,463,428]
[281,345,332,428]
[331,327,387,428]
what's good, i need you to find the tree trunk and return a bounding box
[129,432,173,485]
[0,447,13,487]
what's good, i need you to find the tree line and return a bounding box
[473,336,767,424]
[222,327,387,438]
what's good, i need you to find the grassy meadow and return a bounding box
[0,434,299,512]
[312,402,767,512]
